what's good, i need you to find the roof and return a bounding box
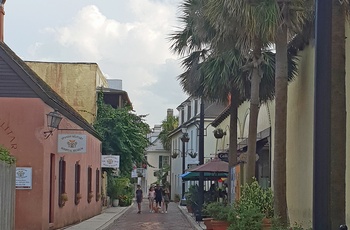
[96,86,132,108]
[211,105,230,127]
[0,42,102,140]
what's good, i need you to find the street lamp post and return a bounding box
[181,128,189,199]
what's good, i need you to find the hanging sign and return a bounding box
[58,134,87,153]
[101,155,120,168]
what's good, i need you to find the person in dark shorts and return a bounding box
[135,184,143,214]
[154,183,163,213]
[163,187,170,213]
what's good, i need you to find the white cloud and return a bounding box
[5,0,186,127]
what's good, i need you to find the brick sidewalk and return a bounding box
[105,199,196,230]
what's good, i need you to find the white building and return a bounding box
[144,124,170,193]
[169,97,226,200]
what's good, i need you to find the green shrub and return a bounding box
[0,145,16,165]
[239,178,274,218]
[203,201,230,221]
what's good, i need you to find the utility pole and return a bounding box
[313,0,331,229]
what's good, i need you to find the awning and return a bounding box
[179,171,228,181]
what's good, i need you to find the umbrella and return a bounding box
[179,171,228,181]
[189,158,228,173]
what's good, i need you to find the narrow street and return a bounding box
[105,199,196,230]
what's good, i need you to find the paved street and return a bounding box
[105,199,196,230]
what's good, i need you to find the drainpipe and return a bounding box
[0,0,5,42]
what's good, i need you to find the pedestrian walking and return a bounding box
[148,185,155,212]
[135,184,143,214]
[154,183,163,213]
[163,186,170,213]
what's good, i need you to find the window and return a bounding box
[74,162,81,205]
[159,156,170,168]
[58,158,66,207]
[194,100,198,115]
[181,109,185,123]
[87,166,93,203]
[187,105,192,120]
[96,169,100,202]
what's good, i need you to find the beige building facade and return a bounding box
[213,25,350,227]
[25,62,108,124]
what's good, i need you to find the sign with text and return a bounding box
[101,155,120,168]
[16,167,32,189]
[58,134,87,153]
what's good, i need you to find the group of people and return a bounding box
[135,183,170,214]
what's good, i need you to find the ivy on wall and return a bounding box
[94,93,150,177]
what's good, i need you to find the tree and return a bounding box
[158,114,178,150]
[330,0,347,228]
[94,93,150,177]
[205,0,280,185]
[170,0,297,203]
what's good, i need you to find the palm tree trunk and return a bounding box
[330,1,346,228]
[274,21,288,226]
[245,45,261,184]
[228,87,239,204]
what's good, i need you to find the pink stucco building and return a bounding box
[0,7,103,228]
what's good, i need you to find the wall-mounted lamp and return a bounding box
[44,110,63,139]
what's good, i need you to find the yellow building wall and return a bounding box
[285,44,315,227]
[25,62,108,124]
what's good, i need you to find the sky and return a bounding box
[4,0,188,128]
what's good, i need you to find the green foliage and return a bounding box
[0,145,16,164]
[107,177,130,200]
[94,92,150,177]
[239,179,274,218]
[174,194,181,202]
[203,201,230,221]
[158,115,178,150]
[185,184,200,207]
[271,220,313,230]
[154,164,170,186]
[228,205,264,230]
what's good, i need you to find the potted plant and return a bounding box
[171,152,179,158]
[203,202,231,230]
[185,185,200,213]
[60,193,68,207]
[174,193,181,203]
[188,152,197,158]
[88,192,94,202]
[213,128,226,139]
[75,193,82,205]
[236,179,274,229]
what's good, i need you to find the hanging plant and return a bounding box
[213,128,225,139]
[188,152,197,158]
[171,152,179,158]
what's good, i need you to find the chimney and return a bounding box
[167,109,173,117]
[0,0,5,42]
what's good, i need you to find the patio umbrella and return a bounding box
[189,158,228,173]
[179,171,228,181]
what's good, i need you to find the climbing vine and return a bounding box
[94,93,150,177]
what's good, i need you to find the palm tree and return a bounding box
[169,0,242,203]
[205,0,280,185]
[330,0,347,228]
[206,0,312,224]
[158,114,178,151]
[169,0,298,203]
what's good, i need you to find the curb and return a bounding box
[177,205,204,230]
[98,203,134,230]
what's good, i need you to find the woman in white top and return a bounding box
[148,186,156,212]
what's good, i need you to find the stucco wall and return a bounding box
[285,44,315,226]
[25,62,108,124]
[0,98,102,230]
